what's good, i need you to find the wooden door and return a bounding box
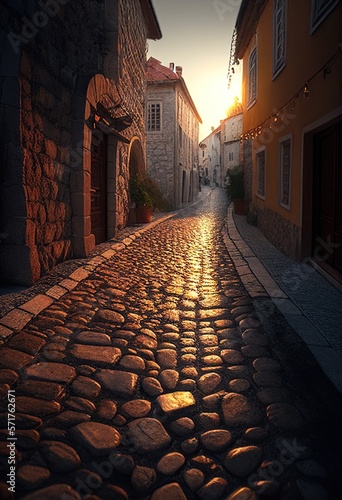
[313,121,342,275]
[91,132,108,245]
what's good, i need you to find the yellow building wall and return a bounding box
[241,0,342,229]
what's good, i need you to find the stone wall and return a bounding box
[116,0,148,229]
[256,207,301,259]
[146,80,200,209]
[176,90,200,204]
[0,0,153,285]
[146,85,176,207]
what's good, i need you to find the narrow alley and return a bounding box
[0,189,340,499]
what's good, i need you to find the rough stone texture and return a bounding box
[127,418,171,453]
[170,417,195,436]
[15,397,61,417]
[120,400,151,418]
[222,393,263,427]
[17,380,65,401]
[17,465,51,489]
[156,452,186,475]
[256,207,301,260]
[157,392,196,414]
[70,422,122,456]
[95,369,138,397]
[38,441,81,473]
[0,0,155,285]
[183,469,205,492]
[197,477,228,499]
[119,355,145,373]
[151,482,187,500]
[131,466,156,493]
[159,369,179,390]
[71,376,102,399]
[224,446,263,477]
[200,429,233,451]
[6,332,46,355]
[17,484,81,500]
[24,362,76,383]
[69,344,122,366]
[197,373,222,394]
[0,348,34,370]
[226,487,257,500]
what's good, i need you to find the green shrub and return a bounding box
[225,166,244,200]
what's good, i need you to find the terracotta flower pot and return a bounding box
[233,199,245,215]
[136,206,153,223]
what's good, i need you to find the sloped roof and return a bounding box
[147,57,179,82]
[140,0,162,40]
[235,0,268,58]
[147,57,202,123]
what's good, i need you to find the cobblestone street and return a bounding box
[0,189,340,499]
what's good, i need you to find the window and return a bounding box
[311,0,339,32]
[273,0,287,78]
[256,148,266,199]
[279,136,292,208]
[147,102,161,132]
[229,152,234,161]
[248,46,257,108]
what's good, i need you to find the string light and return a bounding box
[239,45,341,141]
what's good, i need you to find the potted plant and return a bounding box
[225,166,245,215]
[129,175,153,223]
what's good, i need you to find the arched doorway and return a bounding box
[128,137,145,179]
[71,74,120,255]
[127,138,145,225]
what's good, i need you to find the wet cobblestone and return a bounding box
[0,189,340,498]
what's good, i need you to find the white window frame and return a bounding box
[247,46,257,109]
[256,147,266,200]
[279,135,292,209]
[147,101,162,132]
[273,0,287,78]
[310,0,339,33]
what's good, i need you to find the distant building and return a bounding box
[199,126,221,187]
[146,57,202,209]
[233,0,342,280]
[0,0,161,285]
[220,103,243,186]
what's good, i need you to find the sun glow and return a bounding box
[198,66,242,140]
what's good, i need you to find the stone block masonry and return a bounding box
[0,0,159,285]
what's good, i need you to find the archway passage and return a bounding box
[91,131,108,245]
[128,138,145,178]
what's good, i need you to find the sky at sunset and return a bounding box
[148,0,242,141]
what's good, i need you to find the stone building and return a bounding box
[199,125,221,188]
[146,57,202,209]
[0,0,161,285]
[221,105,243,186]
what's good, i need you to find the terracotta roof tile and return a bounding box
[147,57,179,82]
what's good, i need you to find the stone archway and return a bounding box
[128,137,145,179]
[127,138,145,224]
[71,74,119,256]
